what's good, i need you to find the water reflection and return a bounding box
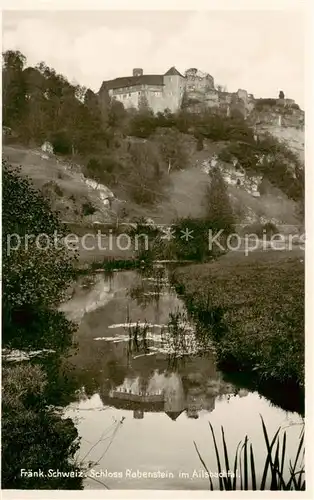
[99,364,237,422]
[61,266,304,490]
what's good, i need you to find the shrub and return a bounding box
[2,364,82,489]
[243,222,279,239]
[42,180,63,198]
[196,134,204,151]
[170,217,216,261]
[218,148,233,163]
[85,155,121,186]
[82,201,96,216]
[50,130,72,155]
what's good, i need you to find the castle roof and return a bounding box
[100,74,164,91]
[165,410,184,421]
[101,394,165,412]
[164,66,184,77]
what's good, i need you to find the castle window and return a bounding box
[129,93,131,97]
[138,91,141,95]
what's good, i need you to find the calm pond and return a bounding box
[61,264,304,490]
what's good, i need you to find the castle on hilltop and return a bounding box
[98,66,302,126]
[99,66,186,114]
[99,66,259,116]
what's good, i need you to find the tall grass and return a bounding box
[194,416,305,490]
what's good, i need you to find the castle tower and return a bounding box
[164,372,186,419]
[133,68,143,77]
[163,67,185,112]
[133,409,144,419]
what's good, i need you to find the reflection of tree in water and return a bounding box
[162,308,208,356]
[126,323,150,356]
[31,354,83,407]
[128,266,170,308]
[123,305,151,357]
[63,353,129,401]
[166,352,189,372]
[129,284,153,308]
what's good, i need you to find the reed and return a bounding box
[194,416,305,490]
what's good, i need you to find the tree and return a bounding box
[156,127,189,172]
[21,67,48,142]
[180,89,190,110]
[279,90,285,99]
[2,161,83,489]
[2,160,77,349]
[128,108,156,138]
[125,142,165,204]
[2,50,27,128]
[98,85,111,124]
[107,99,127,129]
[204,166,235,233]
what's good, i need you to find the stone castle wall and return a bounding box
[105,68,303,122]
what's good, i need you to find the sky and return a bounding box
[2,9,305,107]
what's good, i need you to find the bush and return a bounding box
[50,130,72,155]
[85,155,121,186]
[194,113,254,143]
[2,364,82,489]
[170,217,218,261]
[82,201,96,216]
[196,134,204,151]
[242,222,279,239]
[218,149,233,163]
[42,180,63,198]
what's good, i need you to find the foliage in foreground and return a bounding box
[2,160,77,349]
[2,161,82,488]
[194,417,305,490]
[2,364,83,489]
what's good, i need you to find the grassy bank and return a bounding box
[173,250,304,394]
